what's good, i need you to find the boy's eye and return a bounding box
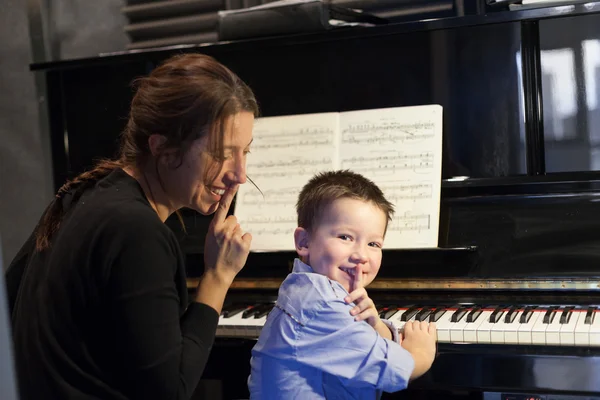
[243,150,251,156]
[369,242,382,248]
[338,234,351,241]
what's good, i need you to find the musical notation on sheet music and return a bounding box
[339,106,443,249]
[235,113,339,251]
[234,106,443,251]
[342,121,436,146]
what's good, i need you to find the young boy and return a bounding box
[248,170,437,399]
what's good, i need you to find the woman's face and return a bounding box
[162,111,255,215]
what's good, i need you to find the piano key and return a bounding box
[450,307,473,342]
[559,308,581,346]
[575,308,591,346]
[589,309,600,346]
[401,305,421,321]
[429,308,447,323]
[222,304,249,318]
[502,310,523,344]
[242,304,264,319]
[545,307,563,345]
[531,308,551,345]
[519,305,537,324]
[559,306,574,324]
[219,312,249,337]
[518,310,542,345]
[585,306,597,325]
[543,306,559,324]
[466,306,482,323]
[464,310,492,343]
[436,310,455,342]
[490,309,520,344]
[489,306,506,324]
[450,306,469,323]
[383,308,400,320]
[377,304,394,318]
[255,304,274,319]
[415,307,432,322]
[388,307,414,333]
[476,309,496,344]
[504,306,520,324]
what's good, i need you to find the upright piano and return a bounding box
[31,2,600,399]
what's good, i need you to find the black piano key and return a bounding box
[489,306,506,323]
[401,306,420,321]
[429,308,447,323]
[451,306,469,323]
[466,306,482,323]
[585,307,596,325]
[255,304,275,319]
[415,307,433,322]
[559,306,575,324]
[242,303,268,319]
[543,306,559,324]
[383,308,399,320]
[223,304,249,318]
[519,306,537,324]
[504,306,520,324]
[377,305,394,318]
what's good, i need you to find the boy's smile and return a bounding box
[294,197,387,293]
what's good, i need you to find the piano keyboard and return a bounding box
[216,303,600,346]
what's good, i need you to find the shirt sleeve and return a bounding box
[103,212,219,400]
[295,294,414,392]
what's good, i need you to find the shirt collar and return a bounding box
[292,258,349,297]
[292,258,314,273]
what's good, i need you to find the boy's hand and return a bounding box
[344,265,391,339]
[400,321,437,381]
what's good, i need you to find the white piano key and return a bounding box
[435,310,454,343]
[449,310,471,342]
[574,310,591,346]
[531,310,550,345]
[589,310,600,346]
[388,307,410,334]
[502,310,523,344]
[559,309,580,346]
[476,309,497,344]
[544,309,562,345]
[219,313,247,337]
[463,310,491,343]
[489,310,508,344]
[518,310,541,345]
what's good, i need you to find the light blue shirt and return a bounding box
[248,259,415,399]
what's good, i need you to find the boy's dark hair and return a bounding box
[296,170,395,233]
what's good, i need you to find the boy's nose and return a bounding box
[350,251,368,264]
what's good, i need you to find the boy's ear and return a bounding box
[294,227,310,258]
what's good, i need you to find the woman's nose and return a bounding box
[228,156,246,184]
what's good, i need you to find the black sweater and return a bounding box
[6,169,218,400]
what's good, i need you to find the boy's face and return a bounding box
[294,197,387,293]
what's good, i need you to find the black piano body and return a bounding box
[31,3,600,399]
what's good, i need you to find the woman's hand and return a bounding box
[203,185,252,285]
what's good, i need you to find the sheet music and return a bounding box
[339,105,443,248]
[235,113,340,251]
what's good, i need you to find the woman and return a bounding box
[5,53,258,400]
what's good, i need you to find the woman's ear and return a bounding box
[294,227,310,258]
[148,134,167,157]
[149,134,179,168]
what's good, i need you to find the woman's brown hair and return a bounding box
[35,53,259,251]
